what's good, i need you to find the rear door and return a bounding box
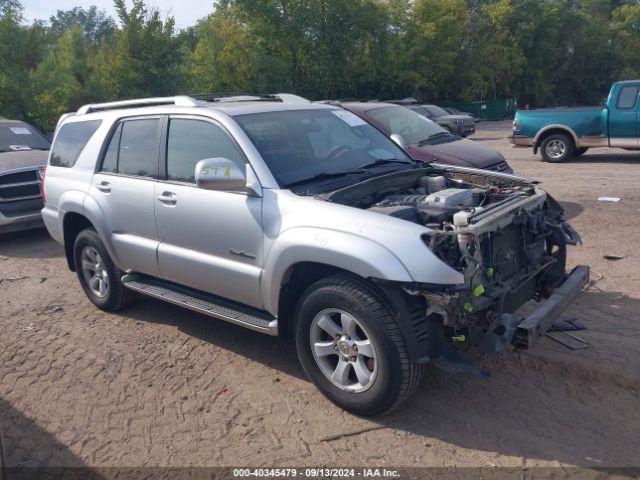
[154,115,264,308]
[90,116,162,275]
[608,84,640,148]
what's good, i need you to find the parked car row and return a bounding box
[383,98,477,137]
[37,94,588,416]
[330,101,510,172]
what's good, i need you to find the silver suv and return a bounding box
[42,95,589,415]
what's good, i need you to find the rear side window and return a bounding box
[100,118,160,178]
[166,119,245,183]
[50,120,101,167]
[101,123,121,173]
[616,86,639,109]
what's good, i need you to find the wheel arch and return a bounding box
[276,262,356,340]
[533,125,578,153]
[262,228,414,318]
[62,196,120,272]
[62,212,95,271]
[276,264,435,365]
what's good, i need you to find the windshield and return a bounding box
[0,124,50,153]
[366,106,447,146]
[423,105,450,117]
[234,108,412,187]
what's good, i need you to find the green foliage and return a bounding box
[188,4,261,93]
[402,0,469,99]
[29,25,92,128]
[612,2,640,80]
[2,0,640,131]
[49,6,116,46]
[91,0,184,100]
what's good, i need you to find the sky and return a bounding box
[23,0,216,29]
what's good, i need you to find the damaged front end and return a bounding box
[326,165,589,377]
[419,181,587,354]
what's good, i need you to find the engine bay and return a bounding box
[361,173,535,231]
[323,167,580,344]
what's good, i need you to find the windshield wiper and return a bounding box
[285,169,366,188]
[357,158,411,169]
[285,160,412,189]
[418,132,454,146]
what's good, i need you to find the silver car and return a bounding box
[0,118,49,234]
[42,95,588,415]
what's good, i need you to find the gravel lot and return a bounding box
[1,120,639,471]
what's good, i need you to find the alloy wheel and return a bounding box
[80,246,109,298]
[545,139,566,160]
[309,308,378,393]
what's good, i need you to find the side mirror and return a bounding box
[195,158,246,192]
[390,133,406,149]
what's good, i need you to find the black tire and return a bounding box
[73,228,137,311]
[574,147,589,156]
[540,133,574,162]
[294,274,424,416]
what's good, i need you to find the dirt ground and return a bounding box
[1,121,639,471]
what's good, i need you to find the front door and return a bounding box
[609,84,639,148]
[154,116,264,308]
[90,116,162,275]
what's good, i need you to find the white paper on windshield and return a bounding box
[331,110,367,127]
[9,127,32,135]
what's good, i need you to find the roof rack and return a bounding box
[77,96,201,114]
[189,92,310,104]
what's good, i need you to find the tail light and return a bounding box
[39,166,46,204]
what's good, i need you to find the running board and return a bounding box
[121,274,278,335]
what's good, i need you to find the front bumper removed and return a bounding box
[477,265,590,354]
[513,265,590,348]
[428,265,590,379]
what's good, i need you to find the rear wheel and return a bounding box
[73,229,137,311]
[540,133,574,162]
[294,274,423,416]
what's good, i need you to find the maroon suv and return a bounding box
[338,102,513,173]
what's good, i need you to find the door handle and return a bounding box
[96,181,111,193]
[157,192,177,205]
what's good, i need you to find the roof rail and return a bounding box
[275,93,311,104]
[77,96,200,114]
[189,92,310,104]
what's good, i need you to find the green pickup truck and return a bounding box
[510,80,640,162]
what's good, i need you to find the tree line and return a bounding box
[1,0,639,131]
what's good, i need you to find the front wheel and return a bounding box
[540,133,574,162]
[294,274,423,416]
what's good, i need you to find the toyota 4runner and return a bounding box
[42,95,589,416]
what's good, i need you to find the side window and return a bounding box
[166,119,245,183]
[616,86,639,109]
[50,120,102,168]
[100,123,121,173]
[117,119,160,177]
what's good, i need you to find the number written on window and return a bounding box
[166,119,245,183]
